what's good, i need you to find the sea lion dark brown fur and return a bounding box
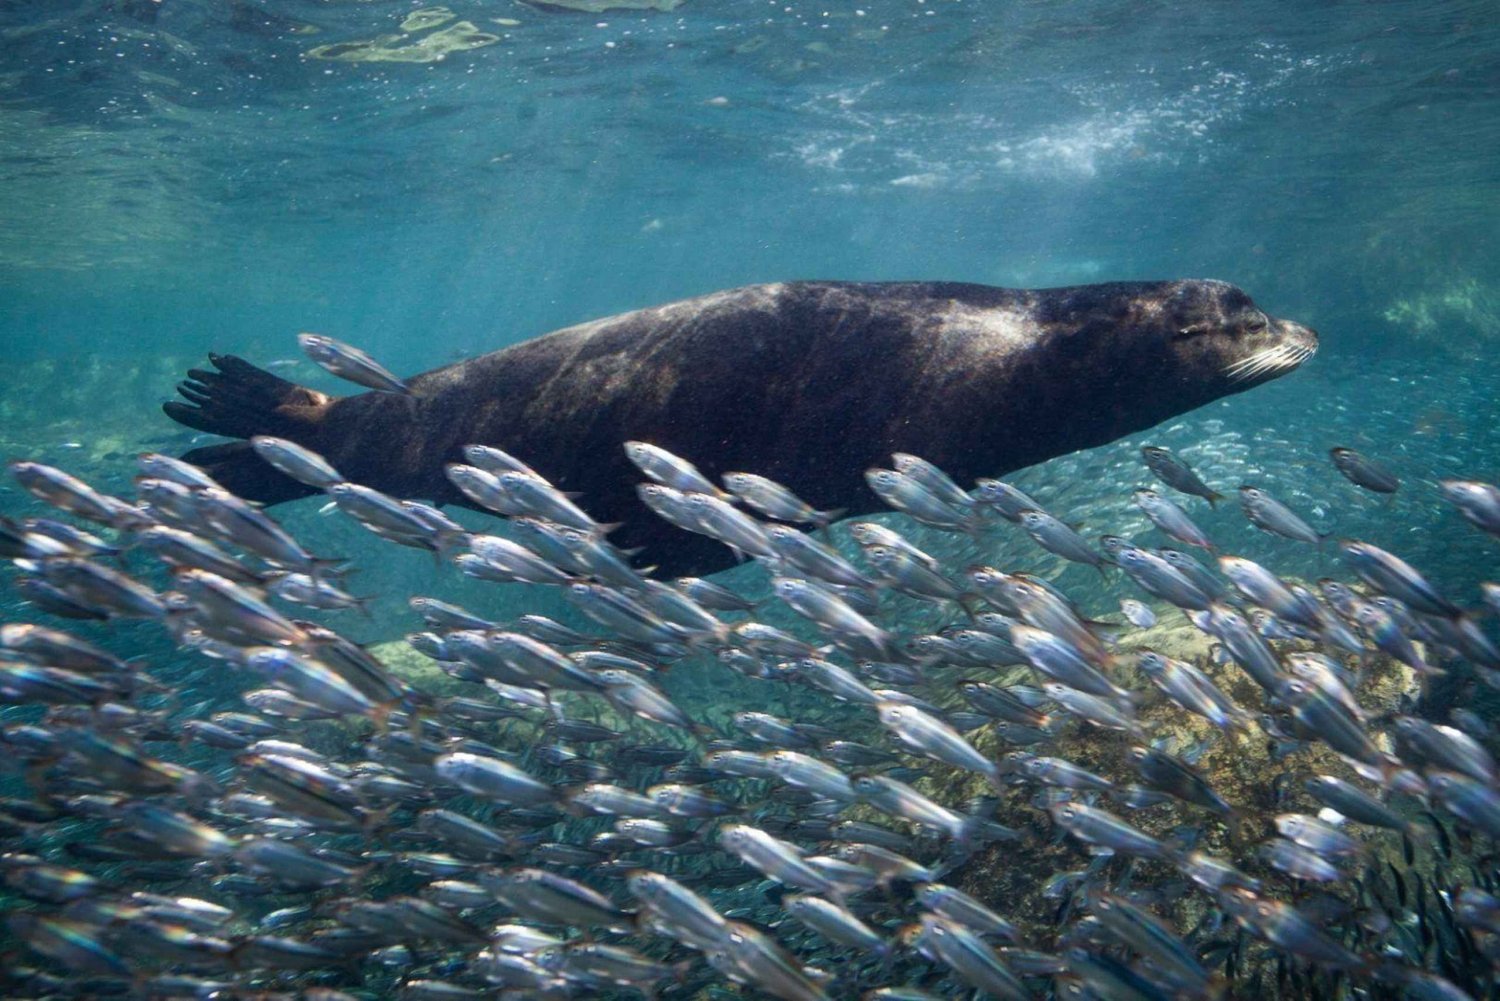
[164,279,1317,576]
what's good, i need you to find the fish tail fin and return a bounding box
[164,354,334,505]
[1224,808,1247,848]
[956,592,985,621]
[1206,490,1224,508]
[812,507,846,533]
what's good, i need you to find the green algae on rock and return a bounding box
[400,7,457,33]
[306,21,499,64]
[522,0,686,12]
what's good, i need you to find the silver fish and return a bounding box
[1048,800,1174,862]
[673,575,758,612]
[1260,838,1343,882]
[913,914,1029,1001]
[627,870,728,950]
[847,521,939,568]
[708,920,828,1001]
[680,492,776,560]
[1133,489,1214,550]
[1137,651,1249,732]
[876,701,1001,787]
[496,470,603,533]
[1239,485,1324,545]
[443,464,527,517]
[1438,479,1500,537]
[722,471,840,528]
[784,894,889,954]
[1115,545,1214,610]
[624,441,730,499]
[972,478,1045,521]
[297,332,410,394]
[1043,683,1143,738]
[718,824,840,896]
[890,453,975,513]
[249,436,344,490]
[1140,446,1222,506]
[865,468,978,535]
[1011,625,1127,701]
[1341,540,1460,618]
[1216,885,1362,968]
[1119,598,1156,628]
[433,753,554,805]
[772,576,893,660]
[1330,447,1399,493]
[764,525,874,589]
[1017,509,1105,573]
[462,443,537,476]
[1274,813,1363,857]
[1430,770,1500,839]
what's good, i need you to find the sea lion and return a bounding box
[164,279,1317,576]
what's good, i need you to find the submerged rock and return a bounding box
[523,0,687,11]
[306,21,500,64]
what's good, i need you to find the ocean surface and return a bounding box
[1,1,1499,998]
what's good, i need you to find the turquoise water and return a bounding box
[4,0,1498,626]
[3,2,1500,997]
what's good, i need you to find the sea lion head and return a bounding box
[1149,278,1318,395]
[1012,278,1318,455]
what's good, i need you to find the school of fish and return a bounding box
[2,357,1500,999]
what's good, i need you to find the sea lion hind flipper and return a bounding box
[163,353,333,505]
[164,354,333,442]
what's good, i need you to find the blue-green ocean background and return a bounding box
[1,0,1497,633]
[3,6,1500,995]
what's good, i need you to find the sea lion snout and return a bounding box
[1273,316,1318,353]
[1219,310,1318,387]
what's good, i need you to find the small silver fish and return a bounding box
[722,471,841,528]
[1047,800,1173,861]
[249,437,344,490]
[1133,489,1214,550]
[1119,598,1156,628]
[876,701,1002,787]
[890,453,975,513]
[433,753,554,806]
[865,468,979,535]
[1340,540,1460,618]
[972,478,1044,521]
[1141,446,1222,506]
[1438,479,1500,537]
[1017,509,1105,573]
[624,441,730,499]
[718,824,839,896]
[1239,485,1324,545]
[297,332,411,394]
[1330,447,1399,493]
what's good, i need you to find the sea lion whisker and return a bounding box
[1228,343,1302,383]
[1224,348,1278,376]
[1225,348,1277,382]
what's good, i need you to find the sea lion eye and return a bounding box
[1245,313,1269,332]
[1175,324,1209,339]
